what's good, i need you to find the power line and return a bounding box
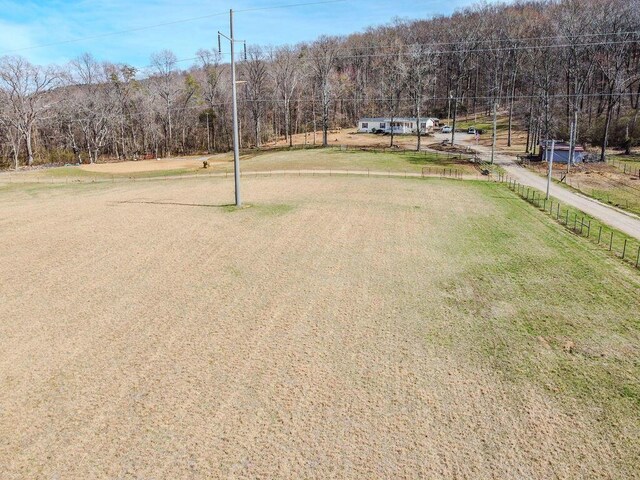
[0,13,228,56]
[330,40,640,61]
[0,0,346,56]
[347,30,640,51]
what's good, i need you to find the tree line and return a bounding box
[1,0,639,169]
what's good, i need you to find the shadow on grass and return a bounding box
[115,200,239,209]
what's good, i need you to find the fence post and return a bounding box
[609,231,614,251]
[544,198,547,211]
[587,220,591,238]
[565,209,569,225]
[622,238,627,259]
[636,245,640,268]
[598,226,602,244]
[557,203,560,220]
[580,217,584,235]
[573,213,577,231]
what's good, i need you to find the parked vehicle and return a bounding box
[441,125,452,133]
[467,127,477,134]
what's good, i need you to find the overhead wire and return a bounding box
[0,0,347,56]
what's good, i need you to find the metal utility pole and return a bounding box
[218,10,245,207]
[491,101,498,164]
[546,139,555,200]
[568,109,578,174]
[567,119,574,174]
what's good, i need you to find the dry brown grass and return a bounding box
[1,176,638,478]
[527,160,640,215]
[270,128,434,150]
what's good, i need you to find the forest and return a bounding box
[0,0,638,168]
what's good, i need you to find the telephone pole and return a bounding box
[546,139,555,200]
[218,10,245,207]
[567,120,574,174]
[491,101,498,164]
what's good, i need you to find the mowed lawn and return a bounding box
[1,147,478,184]
[0,175,638,479]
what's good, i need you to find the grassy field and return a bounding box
[608,153,640,174]
[225,148,477,174]
[1,174,639,478]
[525,160,640,216]
[507,179,640,266]
[1,148,479,183]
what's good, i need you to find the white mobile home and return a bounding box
[357,117,436,134]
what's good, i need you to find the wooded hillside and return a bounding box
[1,0,638,168]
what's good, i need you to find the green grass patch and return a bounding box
[506,180,640,268]
[435,181,640,461]
[254,203,295,216]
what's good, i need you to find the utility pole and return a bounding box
[218,10,245,207]
[568,109,578,174]
[206,112,211,154]
[546,139,555,200]
[567,119,574,174]
[491,100,498,164]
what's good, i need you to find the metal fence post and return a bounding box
[636,245,640,268]
[598,226,602,244]
[609,231,614,251]
[622,238,627,259]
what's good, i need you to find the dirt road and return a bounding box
[438,132,640,240]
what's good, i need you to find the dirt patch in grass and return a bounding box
[0,176,638,478]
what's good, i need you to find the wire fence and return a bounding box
[519,156,640,216]
[607,157,640,178]
[0,165,475,187]
[505,177,640,270]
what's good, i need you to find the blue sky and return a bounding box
[0,0,476,69]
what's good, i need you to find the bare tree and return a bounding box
[195,49,224,151]
[405,41,435,151]
[149,50,180,156]
[271,46,300,147]
[309,36,339,146]
[69,53,115,163]
[0,56,59,166]
[377,36,406,148]
[242,46,270,147]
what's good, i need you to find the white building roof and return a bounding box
[359,117,436,123]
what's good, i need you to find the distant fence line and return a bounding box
[0,166,484,187]
[248,143,478,161]
[607,157,640,178]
